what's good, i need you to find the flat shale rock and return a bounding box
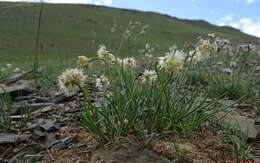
[91,138,172,163]
[11,103,53,115]
[40,121,59,132]
[217,111,258,140]
[0,71,33,85]
[47,136,74,150]
[0,133,30,144]
[0,81,35,97]
[53,93,73,103]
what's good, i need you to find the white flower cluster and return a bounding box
[196,39,213,56]
[97,45,116,64]
[111,23,117,33]
[97,45,137,69]
[78,56,91,69]
[158,45,185,72]
[188,37,216,63]
[139,43,154,58]
[123,29,132,38]
[122,57,137,68]
[58,68,86,96]
[0,63,21,75]
[140,24,149,35]
[139,70,158,84]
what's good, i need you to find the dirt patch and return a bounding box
[44,126,99,163]
[149,129,233,162]
[90,138,172,163]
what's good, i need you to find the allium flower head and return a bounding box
[78,56,91,69]
[187,50,202,63]
[140,70,158,84]
[6,64,12,69]
[123,119,129,124]
[97,45,115,64]
[197,39,213,55]
[58,68,86,96]
[140,29,146,35]
[96,75,110,90]
[145,53,153,58]
[122,57,136,68]
[13,67,21,73]
[238,43,256,52]
[97,45,108,56]
[115,57,123,65]
[135,21,141,25]
[123,29,132,38]
[158,46,185,72]
[0,67,7,73]
[213,38,230,51]
[111,24,117,33]
[208,33,216,38]
[145,43,150,50]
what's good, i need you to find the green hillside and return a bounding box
[0,2,258,66]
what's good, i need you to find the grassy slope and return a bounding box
[0,2,259,67]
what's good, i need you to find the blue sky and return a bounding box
[1,0,260,37]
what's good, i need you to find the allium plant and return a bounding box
[81,45,230,142]
[185,34,259,104]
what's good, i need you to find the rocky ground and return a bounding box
[0,74,259,163]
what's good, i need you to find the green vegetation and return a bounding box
[0,3,259,161]
[224,124,252,160]
[81,62,232,142]
[0,94,12,132]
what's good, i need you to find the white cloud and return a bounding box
[245,0,255,4]
[0,0,112,5]
[235,0,256,4]
[218,15,260,37]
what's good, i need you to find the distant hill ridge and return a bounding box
[0,2,258,62]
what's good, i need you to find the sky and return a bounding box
[0,0,260,37]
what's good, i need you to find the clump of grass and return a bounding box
[188,35,259,104]
[0,64,22,81]
[19,102,30,129]
[0,93,12,132]
[56,33,257,144]
[0,92,31,132]
[223,124,252,161]
[206,72,253,100]
[78,45,232,142]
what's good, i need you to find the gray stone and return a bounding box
[47,136,74,150]
[0,82,35,98]
[53,94,73,103]
[217,111,258,139]
[11,103,53,115]
[0,133,30,144]
[40,121,58,132]
[32,129,46,139]
[0,73,25,85]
